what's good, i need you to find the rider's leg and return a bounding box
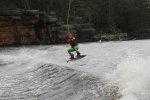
[74,45,81,56]
[67,48,75,59]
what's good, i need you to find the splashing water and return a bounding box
[1,40,150,100]
[106,55,150,100]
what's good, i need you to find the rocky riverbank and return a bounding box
[0,10,97,46]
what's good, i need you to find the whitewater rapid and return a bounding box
[1,40,150,100]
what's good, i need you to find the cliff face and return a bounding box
[0,10,96,46]
[0,26,14,45]
[0,10,39,46]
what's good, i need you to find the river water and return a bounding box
[0,40,150,100]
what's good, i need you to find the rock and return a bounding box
[23,10,40,15]
[0,10,22,15]
[57,24,76,43]
[70,16,83,24]
[49,11,56,16]
[74,23,96,42]
[56,21,64,26]
[0,10,97,46]
[48,16,58,23]
[101,33,128,41]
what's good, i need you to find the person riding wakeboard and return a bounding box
[67,32,81,59]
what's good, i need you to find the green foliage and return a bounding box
[0,0,17,9]
[0,0,150,33]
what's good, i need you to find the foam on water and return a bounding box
[0,46,113,100]
[106,55,150,100]
[1,40,150,100]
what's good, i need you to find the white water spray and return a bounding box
[106,55,150,100]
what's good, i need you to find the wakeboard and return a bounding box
[67,55,86,63]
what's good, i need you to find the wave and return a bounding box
[106,56,150,100]
[0,63,113,100]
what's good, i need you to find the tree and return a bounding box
[0,0,150,34]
